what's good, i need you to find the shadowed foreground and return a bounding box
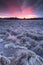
[0,45,43,65]
[0,19,43,65]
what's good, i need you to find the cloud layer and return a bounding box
[0,0,43,18]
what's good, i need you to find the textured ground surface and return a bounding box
[0,19,43,65]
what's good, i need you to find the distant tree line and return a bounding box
[0,17,43,20]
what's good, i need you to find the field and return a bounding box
[0,19,43,65]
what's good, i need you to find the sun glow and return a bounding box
[17,15,37,19]
[0,6,38,19]
[0,14,37,19]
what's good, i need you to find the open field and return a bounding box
[0,19,43,65]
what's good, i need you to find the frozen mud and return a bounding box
[0,45,43,65]
[0,20,43,65]
[0,55,10,65]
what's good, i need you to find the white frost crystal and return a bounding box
[0,55,10,65]
[0,20,43,65]
[4,44,43,65]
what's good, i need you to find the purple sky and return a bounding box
[0,0,43,18]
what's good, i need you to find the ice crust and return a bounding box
[0,20,43,65]
[2,44,43,65]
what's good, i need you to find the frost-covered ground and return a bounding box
[0,19,43,65]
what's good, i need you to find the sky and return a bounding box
[0,0,43,18]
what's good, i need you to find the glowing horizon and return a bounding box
[0,7,38,18]
[0,15,38,19]
[0,0,43,18]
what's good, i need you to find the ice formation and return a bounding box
[0,55,10,65]
[0,20,43,65]
[4,44,43,65]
